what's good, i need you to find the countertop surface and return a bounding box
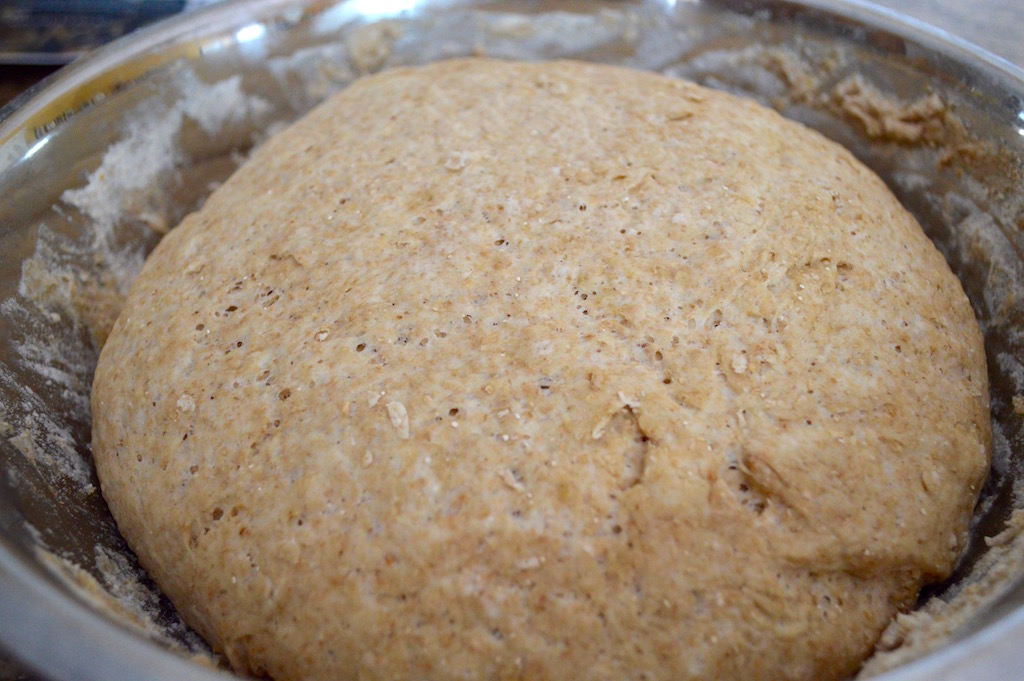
[1,1,1022,680]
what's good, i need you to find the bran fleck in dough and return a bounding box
[91,58,991,681]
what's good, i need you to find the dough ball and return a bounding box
[91,59,990,681]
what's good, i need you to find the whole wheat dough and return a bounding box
[91,58,991,681]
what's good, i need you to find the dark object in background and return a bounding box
[0,63,55,106]
[0,1,204,107]
[0,0,186,65]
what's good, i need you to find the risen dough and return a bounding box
[91,58,991,681]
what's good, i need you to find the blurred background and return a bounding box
[0,0,218,106]
[0,0,1022,109]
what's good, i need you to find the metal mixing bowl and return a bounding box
[2,1,1023,679]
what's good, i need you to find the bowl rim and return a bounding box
[783,0,1024,81]
[0,533,233,681]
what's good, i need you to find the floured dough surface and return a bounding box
[91,58,990,681]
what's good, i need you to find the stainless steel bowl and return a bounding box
[2,1,1024,679]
